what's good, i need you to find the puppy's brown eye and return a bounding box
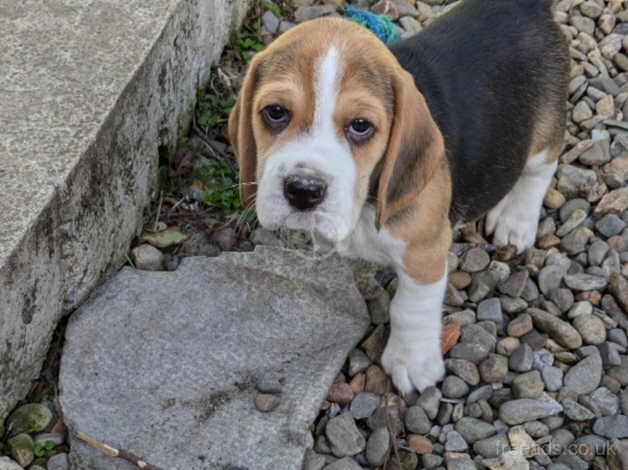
[346,119,374,145]
[262,105,290,130]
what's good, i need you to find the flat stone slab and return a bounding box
[0,0,247,421]
[59,247,369,469]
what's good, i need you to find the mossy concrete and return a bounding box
[0,0,248,421]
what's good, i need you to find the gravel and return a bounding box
[48,1,628,469]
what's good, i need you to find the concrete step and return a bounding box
[0,0,248,422]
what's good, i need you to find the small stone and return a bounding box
[442,376,469,399]
[367,406,404,436]
[405,405,432,434]
[365,365,390,395]
[261,10,280,33]
[303,450,325,470]
[46,453,69,470]
[482,449,530,470]
[479,354,508,383]
[507,313,533,337]
[563,399,596,421]
[537,265,565,296]
[542,366,563,392]
[449,342,490,363]
[350,392,380,419]
[348,349,371,376]
[326,412,366,457]
[461,247,490,273]
[477,298,503,328]
[508,425,537,458]
[596,214,626,237]
[255,393,280,412]
[7,433,34,467]
[441,321,462,355]
[323,457,362,470]
[581,387,620,416]
[361,324,387,362]
[497,337,520,356]
[256,375,283,394]
[588,240,609,266]
[399,15,422,33]
[422,453,443,469]
[130,244,164,271]
[210,227,237,251]
[528,308,583,349]
[366,427,390,466]
[512,371,544,399]
[610,273,628,313]
[416,386,442,420]
[561,226,591,255]
[564,352,603,394]
[446,359,480,386]
[294,5,336,22]
[573,314,606,345]
[327,382,354,404]
[408,434,433,454]
[445,430,468,452]
[594,187,628,216]
[455,417,496,444]
[449,271,472,290]
[556,208,587,237]
[564,273,608,291]
[367,291,390,325]
[473,433,511,459]
[498,270,529,298]
[0,457,25,470]
[593,415,628,439]
[573,100,593,122]
[7,403,53,435]
[544,187,566,208]
[509,343,534,372]
[498,393,563,425]
[461,324,496,352]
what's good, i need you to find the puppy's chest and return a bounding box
[338,205,406,268]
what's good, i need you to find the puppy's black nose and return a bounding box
[283,175,327,211]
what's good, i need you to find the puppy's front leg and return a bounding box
[382,265,447,394]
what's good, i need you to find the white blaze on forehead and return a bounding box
[312,46,341,135]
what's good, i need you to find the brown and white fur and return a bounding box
[228,1,568,393]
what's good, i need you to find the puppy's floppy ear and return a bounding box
[228,56,261,209]
[376,68,445,228]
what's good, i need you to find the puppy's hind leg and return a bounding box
[486,147,558,253]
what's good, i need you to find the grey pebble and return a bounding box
[256,375,282,394]
[444,430,467,451]
[564,352,603,394]
[477,298,503,329]
[455,416,496,444]
[592,415,628,438]
[509,343,534,372]
[538,265,565,296]
[564,273,608,291]
[563,399,595,420]
[417,386,442,420]
[441,376,469,399]
[326,412,366,457]
[422,454,444,469]
[449,342,490,363]
[323,457,363,470]
[261,10,280,33]
[405,405,432,434]
[541,366,564,392]
[581,387,619,416]
[46,453,70,470]
[473,433,510,458]
[596,213,626,237]
[499,393,563,425]
[350,392,380,419]
[365,427,389,466]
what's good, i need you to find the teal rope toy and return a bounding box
[344,5,400,45]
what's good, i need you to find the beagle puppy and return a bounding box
[228,0,569,393]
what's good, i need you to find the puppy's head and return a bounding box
[229,18,443,242]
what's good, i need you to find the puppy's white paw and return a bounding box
[486,200,538,254]
[381,337,445,394]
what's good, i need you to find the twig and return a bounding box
[191,113,229,164]
[76,432,166,470]
[383,405,401,470]
[153,191,163,231]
